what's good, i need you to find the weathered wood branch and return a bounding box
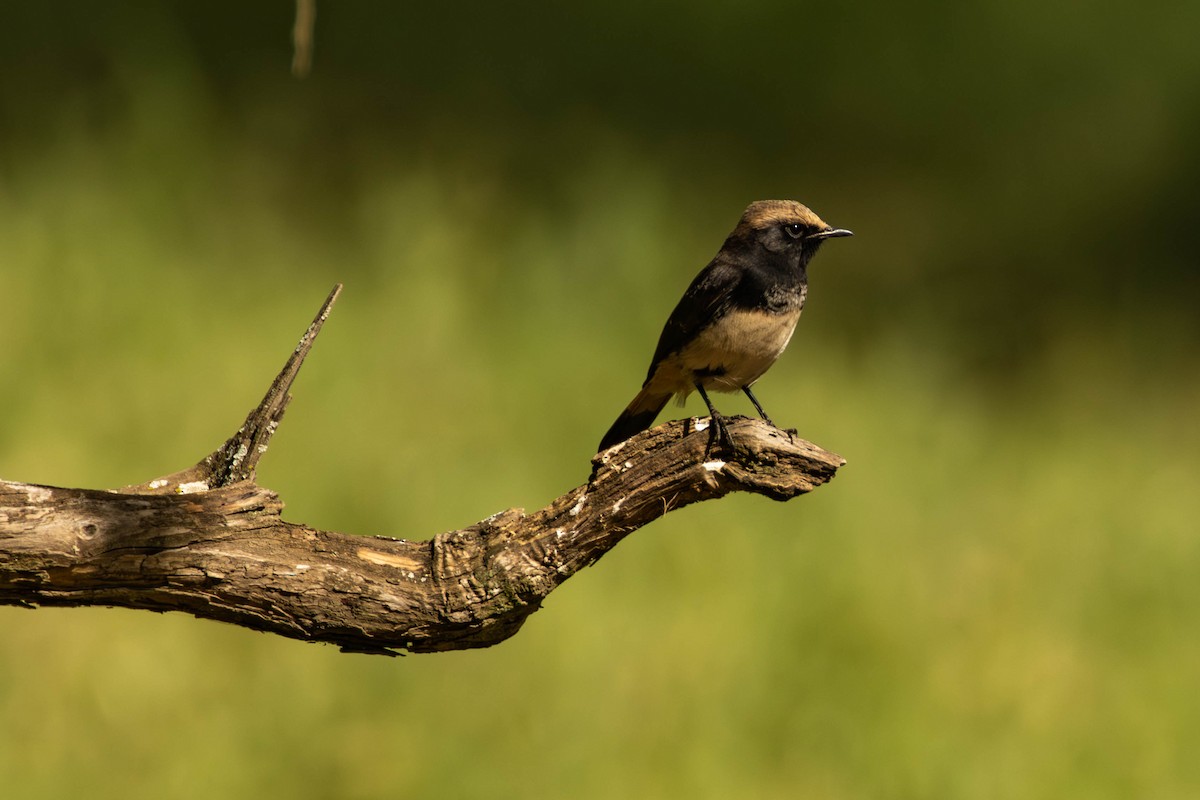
[0,286,844,655]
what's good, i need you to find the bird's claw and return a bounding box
[703,412,733,456]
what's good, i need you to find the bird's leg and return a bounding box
[742,385,796,440]
[741,385,775,427]
[695,384,731,453]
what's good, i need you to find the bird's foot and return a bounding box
[704,412,733,456]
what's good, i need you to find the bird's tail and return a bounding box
[597,386,673,453]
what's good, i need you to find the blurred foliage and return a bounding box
[1,2,1198,798]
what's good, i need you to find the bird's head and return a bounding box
[734,199,853,266]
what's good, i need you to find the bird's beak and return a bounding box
[810,227,854,240]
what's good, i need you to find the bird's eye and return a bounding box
[783,223,805,240]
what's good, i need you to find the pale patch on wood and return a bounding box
[357,548,424,575]
[13,483,53,503]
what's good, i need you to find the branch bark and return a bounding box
[0,286,844,655]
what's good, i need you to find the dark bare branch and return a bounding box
[292,0,317,77]
[0,287,843,655]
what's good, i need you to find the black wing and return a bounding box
[642,256,743,384]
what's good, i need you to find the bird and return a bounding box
[597,199,851,453]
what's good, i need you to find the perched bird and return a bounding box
[597,199,851,453]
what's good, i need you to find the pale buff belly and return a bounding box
[649,306,803,396]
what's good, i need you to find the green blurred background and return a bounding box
[2,2,1198,798]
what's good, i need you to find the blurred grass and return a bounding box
[2,4,1200,798]
[2,131,1198,799]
